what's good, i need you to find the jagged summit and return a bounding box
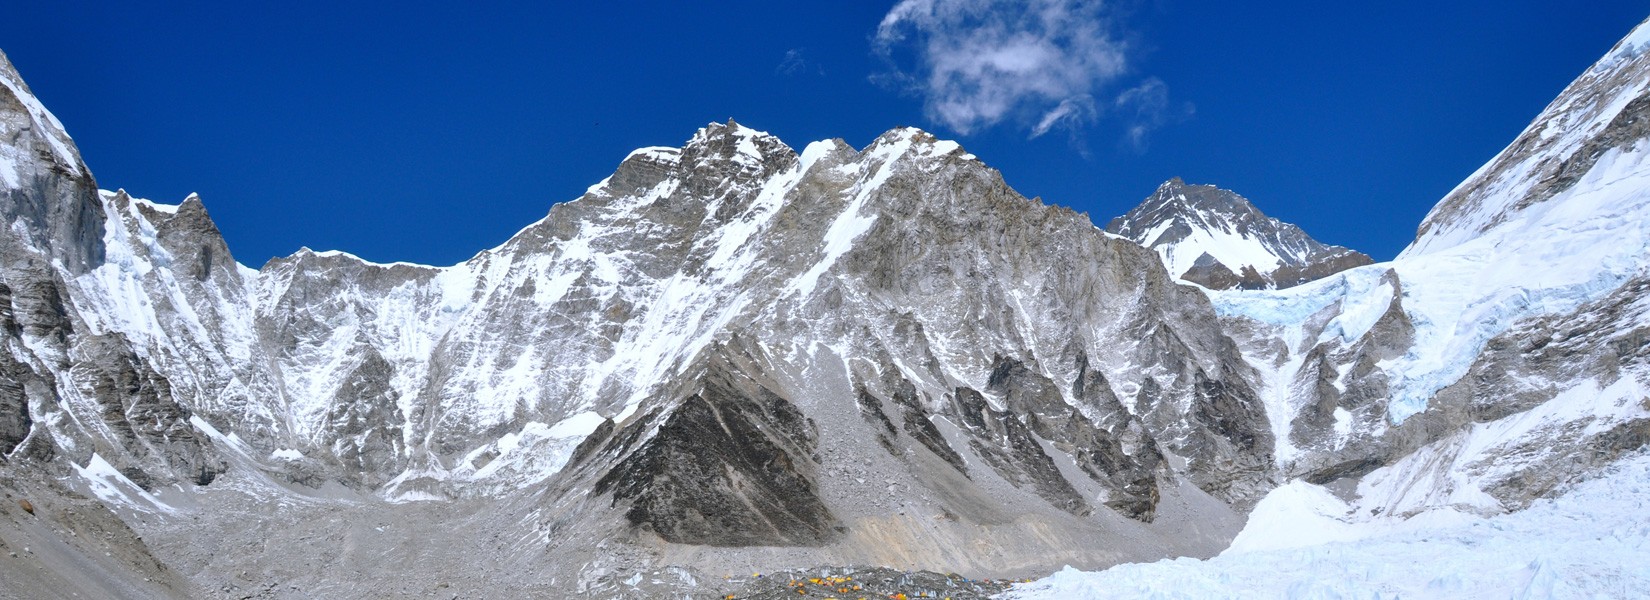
[0,50,86,181]
[0,49,104,274]
[1106,178,1373,289]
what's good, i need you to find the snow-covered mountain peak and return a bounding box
[1107,179,1372,289]
[1146,177,1246,214]
[682,119,795,168]
[1408,17,1650,256]
[863,126,973,164]
[1,50,104,273]
[0,50,85,184]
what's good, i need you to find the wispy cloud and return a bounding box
[873,0,1177,145]
[1112,77,1193,152]
[1031,95,1096,138]
[777,48,823,77]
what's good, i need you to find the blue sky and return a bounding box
[6,1,1648,265]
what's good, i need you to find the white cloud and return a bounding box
[874,0,1148,139]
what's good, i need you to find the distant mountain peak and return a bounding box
[1107,179,1373,289]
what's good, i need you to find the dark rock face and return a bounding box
[1108,178,1373,290]
[877,371,970,476]
[0,266,75,464]
[0,348,35,454]
[0,51,105,275]
[0,281,33,454]
[0,282,15,337]
[1272,249,1379,289]
[1178,367,1274,504]
[1112,310,1275,508]
[1066,354,1166,519]
[950,386,1090,516]
[74,335,226,487]
[1178,254,1245,290]
[593,345,839,547]
[854,385,902,455]
[987,355,1163,520]
[7,276,72,346]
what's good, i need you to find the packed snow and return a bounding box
[1007,450,1650,599]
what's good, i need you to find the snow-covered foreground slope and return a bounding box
[1007,450,1650,599]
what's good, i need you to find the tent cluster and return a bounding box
[784,574,864,597]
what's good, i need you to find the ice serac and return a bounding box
[1107,178,1373,290]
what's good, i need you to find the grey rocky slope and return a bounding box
[1107,178,1373,289]
[0,48,1270,593]
[2,15,1650,598]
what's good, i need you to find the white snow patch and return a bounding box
[132,197,181,214]
[303,248,442,270]
[623,146,680,165]
[798,140,838,172]
[464,410,607,487]
[1155,226,1286,280]
[0,156,19,189]
[72,453,175,514]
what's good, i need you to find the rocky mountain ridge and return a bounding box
[1,15,1649,596]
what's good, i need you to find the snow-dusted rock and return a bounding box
[1107,178,1373,290]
